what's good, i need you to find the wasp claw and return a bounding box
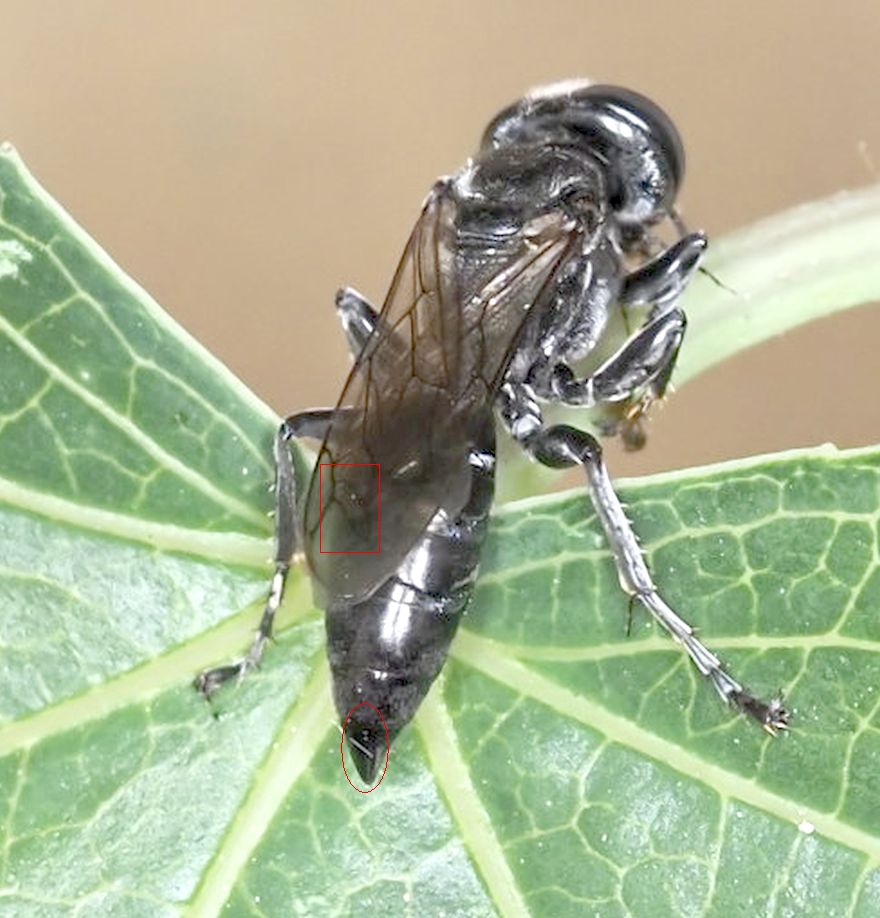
[194,664,241,697]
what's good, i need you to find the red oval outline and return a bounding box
[340,701,390,793]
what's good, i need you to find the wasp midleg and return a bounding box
[195,290,380,696]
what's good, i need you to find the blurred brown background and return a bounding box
[2,1,879,479]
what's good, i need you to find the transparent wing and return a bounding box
[304,181,576,605]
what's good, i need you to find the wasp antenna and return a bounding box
[698,265,738,296]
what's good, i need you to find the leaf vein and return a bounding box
[453,630,880,866]
[416,688,530,918]
[0,310,266,527]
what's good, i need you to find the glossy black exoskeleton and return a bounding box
[197,80,788,784]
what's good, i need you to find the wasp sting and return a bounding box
[196,80,788,785]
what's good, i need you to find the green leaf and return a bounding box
[1,145,878,917]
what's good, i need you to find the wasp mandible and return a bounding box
[197,81,788,784]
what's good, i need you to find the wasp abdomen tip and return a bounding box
[347,727,384,785]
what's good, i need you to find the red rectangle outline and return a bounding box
[318,463,381,554]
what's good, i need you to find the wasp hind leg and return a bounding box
[497,385,788,733]
[194,408,334,696]
[532,424,787,733]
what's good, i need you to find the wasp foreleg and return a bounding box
[609,232,705,411]
[619,231,706,317]
[502,410,788,734]
[549,234,704,448]
[550,307,686,410]
[194,409,334,696]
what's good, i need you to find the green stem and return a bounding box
[678,182,880,384]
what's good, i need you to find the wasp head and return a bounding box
[481,80,684,238]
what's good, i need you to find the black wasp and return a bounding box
[197,80,788,784]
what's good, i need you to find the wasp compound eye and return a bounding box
[580,85,684,195]
[562,83,684,224]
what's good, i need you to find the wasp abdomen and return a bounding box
[326,441,495,784]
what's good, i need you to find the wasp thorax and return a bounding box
[458,144,606,242]
[481,81,683,229]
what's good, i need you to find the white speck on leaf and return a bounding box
[0,239,32,281]
[798,820,815,834]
